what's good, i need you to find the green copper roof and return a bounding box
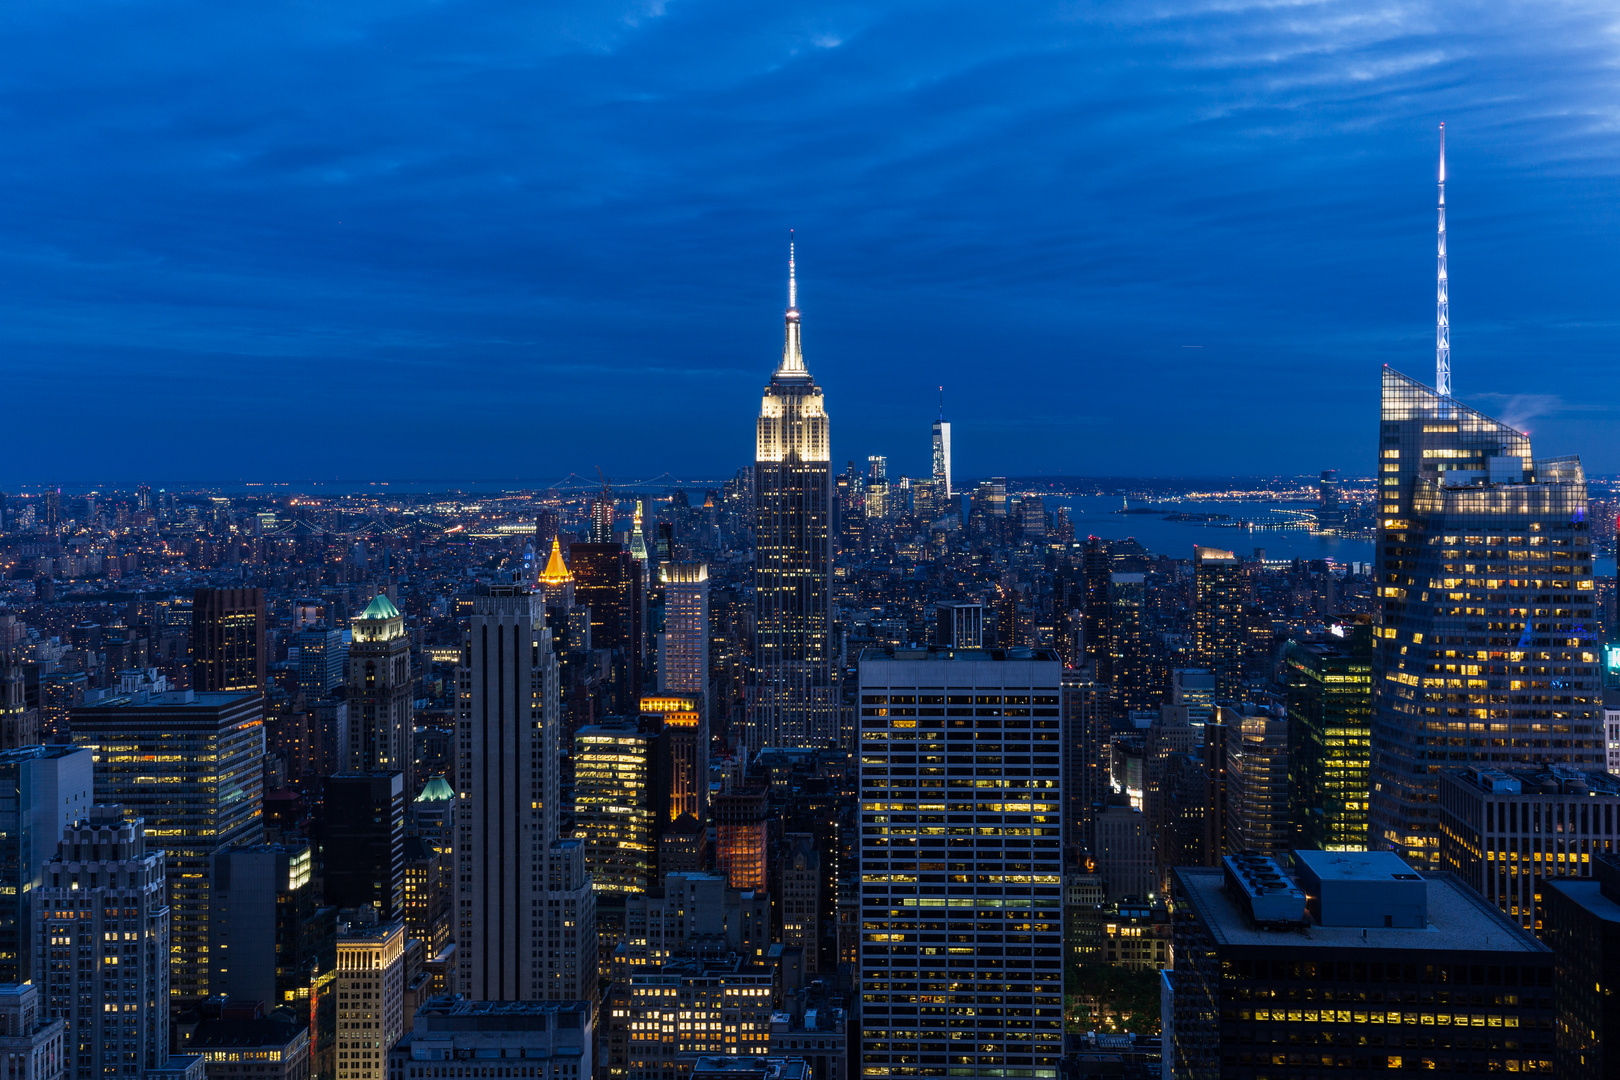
[359,593,401,621]
[414,774,454,803]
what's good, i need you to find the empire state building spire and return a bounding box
[778,232,807,377]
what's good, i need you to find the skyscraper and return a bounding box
[1194,546,1245,700]
[72,690,265,1007]
[658,563,709,707]
[346,593,413,781]
[323,772,406,919]
[573,718,661,895]
[753,238,835,750]
[856,647,1064,1078]
[1284,631,1373,851]
[190,588,265,693]
[1370,366,1600,864]
[210,842,336,1019]
[931,390,951,501]
[38,805,170,1080]
[0,745,92,985]
[571,542,643,713]
[454,583,595,1001]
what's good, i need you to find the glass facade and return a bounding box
[1285,631,1373,851]
[1371,367,1601,865]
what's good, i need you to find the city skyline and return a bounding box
[1,3,1618,480]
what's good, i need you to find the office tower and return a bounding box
[629,501,649,565]
[346,594,413,781]
[71,690,264,1006]
[190,588,266,692]
[0,655,38,750]
[42,490,58,536]
[401,835,450,957]
[1201,720,1230,866]
[1317,468,1345,529]
[1108,573,1155,713]
[0,746,91,985]
[1061,671,1107,856]
[323,772,406,918]
[752,240,835,752]
[1437,766,1620,933]
[335,920,405,1080]
[658,563,709,708]
[1193,547,1245,700]
[210,843,336,1016]
[38,806,169,1080]
[714,787,769,893]
[0,984,65,1080]
[1095,802,1155,901]
[857,647,1064,1078]
[573,719,661,895]
[296,626,344,703]
[570,543,644,712]
[835,467,866,554]
[537,537,575,608]
[456,583,593,1002]
[642,693,707,834]
[780,834,820,973]
[1284,630,1373,851]
[933,603,983,649]
[1166,851,1554,1078]
[1541,853,1620,1079]
[189,1019,309,1080]
[931,401,951,501]
[1223,712,1289,858]
[1371,367,1600,865]
[538,840,598,1002]
[387,998,594,1080]
[1081,538,1112,682]
[1170,668,1217,724]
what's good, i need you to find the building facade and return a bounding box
[856,647,1064,1080]
[1193,547,1245,700]
[0,746,92,986]
[573,720,658,896]
[210,843,336,1017]
[335,920,405,1080]
[1223,713,1290,859]
[1371,367,1602,865]
[190,588,266,693]
[387,997,592,1080]
[347,594,413,784]
[0,984,65,1080]
[324,772,406,919]
[752,244,835,751]
[1283,633,1373,851]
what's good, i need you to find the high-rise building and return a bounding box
[1541,853,1620,1079]
[0,983,65,1080]
[323,772,406,919]
[933,603,983,650]
[210,842,336,1019]
[641,694,707,838]
[1167,851,1554,1078]
[931,400,951,501]
[1223,712,1289,859]
[189,1019,308,1080]
[753,240,835,751]
[295,626,344,704]
[346,594,412,782]
[38,805,169,1080]
[0,745,92,985]
[1284,630,1373,851]
[657,563,709,712]
[335,919,405,1080]
[570,543,644,713]
[779,835,820,973]
[1371,367,1600,865]
[71,691,264,1007]
[0,654,39,750]
[573,719,661,895]
[190,588,266,693]
[1095,802,1155,901]
[1060,671,1107,857]
[1193,547,1245,700]
[537,537,575,609]
[401,835,450,958]
[1437,765,1620,934]
[626,957,776,1074]
[857,647,1064,1079]
[714,788,768,893]
[1081,538,1112,683]
[1317,468,1346,529]
[455,583,595,1002]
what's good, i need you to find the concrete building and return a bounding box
[347,595,413,784]
[335,920,405,1080]
[71,690,264,1006]
[0,746,92,986]
[1166,851,1555,1077]
[386,997,592,1080]
[1094,803,1154,902]
[778,836,819,973]
[0,984,65,1080]
[626,957,775,1075]
[190,1019,310,1080]
[37,806,168,1080]
[1437,765,1620,934]
[210,843,335,1017]
[1193,547,1245,700]
[857,646,1064,1079]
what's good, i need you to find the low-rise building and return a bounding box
[625,957,776,1078]
[688,1058,808,1080]
[1098,898,1170,971]
[190,1019,310,1080]
[385,996,591,1080]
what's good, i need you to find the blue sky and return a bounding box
[1,0,1617,484]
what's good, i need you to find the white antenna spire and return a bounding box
[788,229,797,311]
[777,230,806,376]
[1436,122,1450,398]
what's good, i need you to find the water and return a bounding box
[1045,495,1377,565]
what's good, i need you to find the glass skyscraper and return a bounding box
[753,241,835,750]
[1284,629,1373,851]
[1370,366,1602,864]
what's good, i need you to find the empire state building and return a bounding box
[752,238,835,749]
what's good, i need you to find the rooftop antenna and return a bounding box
[938,385,944,420]
[1436,122,1450,398]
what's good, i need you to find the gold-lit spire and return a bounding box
[539,536,572,585]
[777,230,807,378]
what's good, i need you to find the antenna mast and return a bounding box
[1436,122,1450,398]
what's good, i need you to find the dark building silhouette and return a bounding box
[323,771,406,919]
[191,587,266,693]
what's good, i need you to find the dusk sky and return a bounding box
[2,0,1618,485]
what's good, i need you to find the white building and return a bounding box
[37,806,168,1080]
[856,647,1064,1079]
[336,920,405,1080]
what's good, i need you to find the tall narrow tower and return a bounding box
[753,235,835,750]
[1436,122,1450,398]
[931,386,952,500]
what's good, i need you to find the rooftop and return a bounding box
[1541,879,1620,925]
[1175,867,1546,954]
[190,1019,308,1051]
[414,774,454,803]
[357,592,401,621]
[857,646,1061,664]
[1293,849,1421,883]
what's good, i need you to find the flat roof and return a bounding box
[1294,850,1421,882]
[1175,867,1546,954]
[1541,879,1620,925]
[857,647,1060,663]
